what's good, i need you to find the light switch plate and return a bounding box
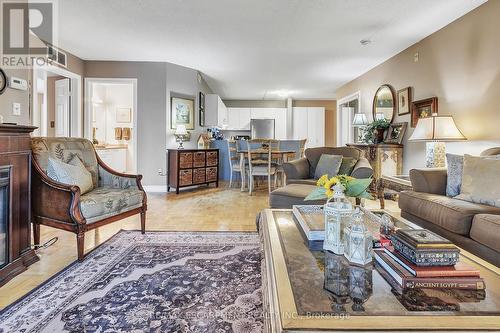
[12,102,21,116]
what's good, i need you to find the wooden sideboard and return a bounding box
[347,143,403,191]
[167,149,219,194]
[0,125,39,287]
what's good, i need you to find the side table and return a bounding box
[378,174,412,209]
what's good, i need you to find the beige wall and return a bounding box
[335,0,500,172]
[293,100,336,147]
[0,68,30,125]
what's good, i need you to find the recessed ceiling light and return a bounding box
[271,90,293,98]
[360,39,372,46]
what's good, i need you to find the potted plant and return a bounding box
[363,119,390,144]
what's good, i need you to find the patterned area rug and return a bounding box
[0,231,263,333]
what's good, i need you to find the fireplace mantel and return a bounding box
[0,124,38,287]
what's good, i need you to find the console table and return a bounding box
[378,174,413,209]
[347,143,403,192]
[167,149,219,194]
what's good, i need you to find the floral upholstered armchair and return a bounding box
[30,137,147,261]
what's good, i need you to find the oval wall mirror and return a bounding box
[372,84,395,123]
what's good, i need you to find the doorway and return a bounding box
[84,78,138,173]
[31,64,82,138]
[336,92,361,147]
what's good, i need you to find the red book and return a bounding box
[383,247,480,278]
[374,249,485,290]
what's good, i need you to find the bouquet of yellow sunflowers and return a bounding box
[305,174,373,201]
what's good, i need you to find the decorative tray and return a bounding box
[292,205,325,250]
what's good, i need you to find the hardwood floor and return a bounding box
[0,183,400,310]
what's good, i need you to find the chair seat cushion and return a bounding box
[470,214,500,252]
[399,191,500,236]
[269,184,326,209]
[80,187,144,223]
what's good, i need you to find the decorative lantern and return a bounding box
[323,183,354,255]
[323,252,350,313]
[344,208,373,265]
[349,264,373,312]
[380,213,395,237]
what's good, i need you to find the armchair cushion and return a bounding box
[350,157,373,179]
[283,158,310,181]
[47,156,93,194]
[80,187,144,224]
[98,165,139,189]
[31,137,99,188]
[314,154,342,179]
[338,157,358,175]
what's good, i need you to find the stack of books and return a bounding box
[374,229,485,290]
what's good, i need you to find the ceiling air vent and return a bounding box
[47,45,67,68]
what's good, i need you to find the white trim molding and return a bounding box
[336,91,361,147]
[143,185,168,193]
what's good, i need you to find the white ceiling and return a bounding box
[58,0,486,99]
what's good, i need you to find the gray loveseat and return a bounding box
[399,147,500,266]
[269,147,373,208]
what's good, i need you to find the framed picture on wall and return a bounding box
[116,107,132,123]
[397,87,411,116]
[199,92,205,127]
[384,122,407,144]
[411,97,438,127]
[171,96,195,130]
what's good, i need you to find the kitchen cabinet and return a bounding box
[227,108,251,130]
[205,94,228,128]
[225,107,287,139]
[292,107,325,148]
[96,148,127,173]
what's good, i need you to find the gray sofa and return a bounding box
[269,147,373,208]
[399,147,500,266]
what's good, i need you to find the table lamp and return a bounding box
[174,125,190,149]
[408,114,466,167]
[352,113,368,143]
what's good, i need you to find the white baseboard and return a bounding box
[143,185,168,193]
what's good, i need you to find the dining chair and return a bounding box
[298,138,307,159]
[246,139,278,195]
[227,140,246,188]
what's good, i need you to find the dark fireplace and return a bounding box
[0,166,10,268]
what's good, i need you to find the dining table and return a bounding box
[237,149,297,192]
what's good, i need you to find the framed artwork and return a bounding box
[199,92,205,127]
[411,97,438,127]
[385,122,407,144]
[171,96,195,130]
[397,87,411,116]
[116,107,132,123]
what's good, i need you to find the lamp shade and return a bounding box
[352,113,368,127]
[175,125,188,135]
[408,115,466,142]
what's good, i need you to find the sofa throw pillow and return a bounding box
[455,154,500,208]
[338,157,358,176]
[47,156,93,194]
[314,154,342,179]
[446,153,463,197]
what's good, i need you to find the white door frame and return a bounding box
[84,78,138,172]
[336,91,361,147]
[32,64,82,137]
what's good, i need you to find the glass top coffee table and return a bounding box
[259,209,500,332]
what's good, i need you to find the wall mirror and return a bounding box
[372,84,395,123]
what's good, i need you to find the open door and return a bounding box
[55,78,71,137]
